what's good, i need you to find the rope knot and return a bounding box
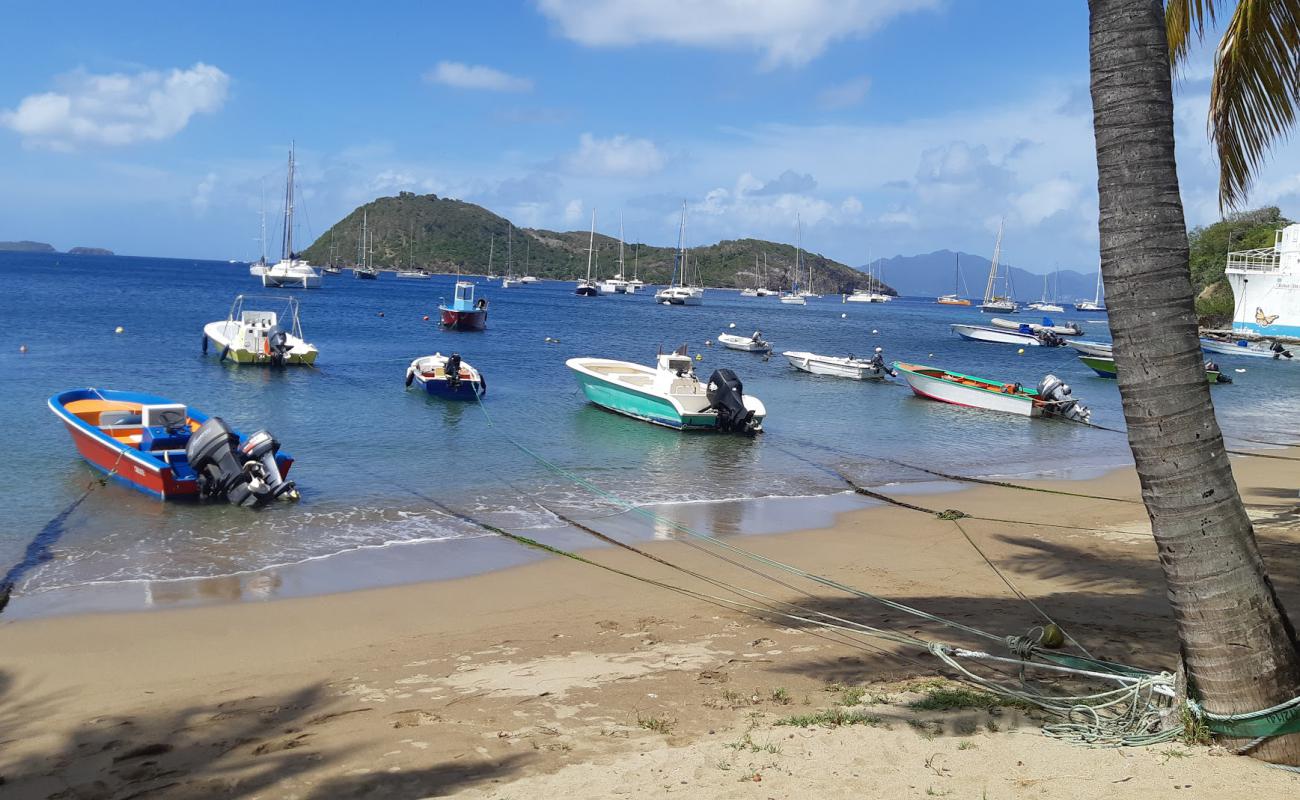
[1005,635,1038,660]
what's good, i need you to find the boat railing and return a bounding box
[1226,246,1281,273]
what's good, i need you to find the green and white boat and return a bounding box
[566,348,765,433]
[1078,354,1231,383]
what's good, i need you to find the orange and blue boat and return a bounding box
[48,389,297,506]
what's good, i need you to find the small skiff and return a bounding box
[1200,337,1296,359]
[717,331,771,352]
[989,317,1082,336]
[48,389,296,505]
[405,353,485,399]
[1078,355,1232,383]
[566,348,764,433]
[783,350,895,380]
[893,363,1091,422]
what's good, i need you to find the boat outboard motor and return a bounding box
[266,326,291,366]
[1205,359,1232,383]
[239,429,296,500]
[185,417,292,506]
[1037,374,1091,423]
[445,353,463,390]
[869,347,897,377]
[1037,330,1064,347]
[706,369,759,434]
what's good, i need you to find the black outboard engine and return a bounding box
[445,353,463,390]
[1036,330,1064,347]
[185,417,295,506]
[1037,374,1091,423]
[706,369,760,434]
[868,347,898,377]
[266,326,291,366]
[1205,359,1231,383]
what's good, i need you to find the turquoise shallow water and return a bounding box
[3,251,1298,609]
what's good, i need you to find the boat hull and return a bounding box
[203,321,318,365]
[1200,337,1293,359]
[439,308,487,331]
[894,364,1039,417]
[1080,354,1225,382]
[951,324,1040,345]
[783,352,885,380]
[1066,339,1114,357]
[565,358,764,431]
[936,297,972,306]
[717,334,770,352]
[414,374,484,399]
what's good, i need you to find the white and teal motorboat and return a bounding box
[566,348,765,433]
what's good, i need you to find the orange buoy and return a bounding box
[423,315,430,321]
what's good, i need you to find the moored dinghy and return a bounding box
[783,348,896,380]
[566,346,765,433]
[49,389,297,505]
[717,330,771,352]
[1066,339,1114,357]
[951,323,1058,346]
[1078,354,1232,383]
[893,363,1091,422]
[990,317,1082,336]
[1200,336,1295,359]
[203,295,318,365]
[405,353,486,399]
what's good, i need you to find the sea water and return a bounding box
[3,252,1297,610]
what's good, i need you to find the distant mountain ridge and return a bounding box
[0,241,115,255]
[301,192,894,294]
[867,249,1101,303]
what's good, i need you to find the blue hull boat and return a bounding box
[405,353,485,400]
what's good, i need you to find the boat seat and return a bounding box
[99,410,142,426]
[98,423,144,432]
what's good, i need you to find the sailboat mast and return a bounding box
[673,203,686,289]
[985,219,1004,302]
[506,223,513,277]
[796,215,803,292]
[618,214,625,277]
[281,142,295,261]
[488,235,494,274]
[585,211,596,281]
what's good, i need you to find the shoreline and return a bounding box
[4,449,1300,797]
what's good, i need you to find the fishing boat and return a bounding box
[894,363,1091,422]
[1066,339,1114,357]
[990,317,1082,336]
[202,295,318,365]
[784,349,895,380]
[1200,336,1296,359]
[1074,268,1107,312]
[354,266,378,280]
[576,211,603,297]
[439,280,488,331]
[1079,354,1232,383]
[951,323,1047,346]
[48,389,297,504]
[405,353,485,399]
[937,254,972,305]
[566,347,765,433]
[979,220,1017,313]
[717,330,771,352]
[261,143,322,290]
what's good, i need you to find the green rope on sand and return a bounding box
[1189,695,1300,739]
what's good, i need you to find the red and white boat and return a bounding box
[48,388,297,505]
[439,281,488,331]
[893,363,1091,422]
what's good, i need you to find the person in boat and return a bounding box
[475,298,488,311]
[751,330,763,343]
[868,347,898,377]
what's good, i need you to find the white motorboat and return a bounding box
[952,323,1045,346]
[396,271,431,279]
[783,349,895,380]
[717,331,771,352]
[249,261,267,277]
[566,347,764,433]
[518,275,541,284]
[989,317,1082,336]
[1201,336,1297,359]
[203,295,318,365]
[1066,339,1114,357]
[740,288,759,297]
[261,143,322,289]
[778,293,807,305]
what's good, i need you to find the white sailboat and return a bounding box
[353,210,379,279]
[600,215,629,293]
[248,197,269,276]
[756,253,777,296]
[501,227,522,288]
[979,219,1016,313]
[1075,268,1107,311]
[626,243,644,293]
[780,217,808,305]
[261,143,322,289]
[655,204,703,305]
[576,211,602,297]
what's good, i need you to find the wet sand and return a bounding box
[3,452,1300,798]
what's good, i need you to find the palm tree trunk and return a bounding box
[1088,0,1300,764]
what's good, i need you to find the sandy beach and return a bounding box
[4,451,1300,798]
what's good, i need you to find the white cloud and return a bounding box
[816,76,872,109]
[0,63,229,150]
[536,0,938,68]
[192,171,217,215]
[423,61,533,92]
[565,133,666,177]
[563,198,584,223]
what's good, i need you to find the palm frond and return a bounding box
[1166,0,1218,68]
[1208,0,1300,209]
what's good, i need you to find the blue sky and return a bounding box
[2,1,1297,272]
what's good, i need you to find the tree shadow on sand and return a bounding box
[0,674,530,799]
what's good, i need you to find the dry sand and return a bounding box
[3,452,1300,798]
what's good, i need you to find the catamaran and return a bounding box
[937,253,972,305]
[261,143,322,289]
[1074,268,1107,312]
[655,204,703,305]
[979,220,1016,313]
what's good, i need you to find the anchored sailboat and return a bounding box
[261,143,322,289]
[576,211,602,297]
[979,220,1017,313]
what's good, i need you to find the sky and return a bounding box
[2,0,1297,273]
